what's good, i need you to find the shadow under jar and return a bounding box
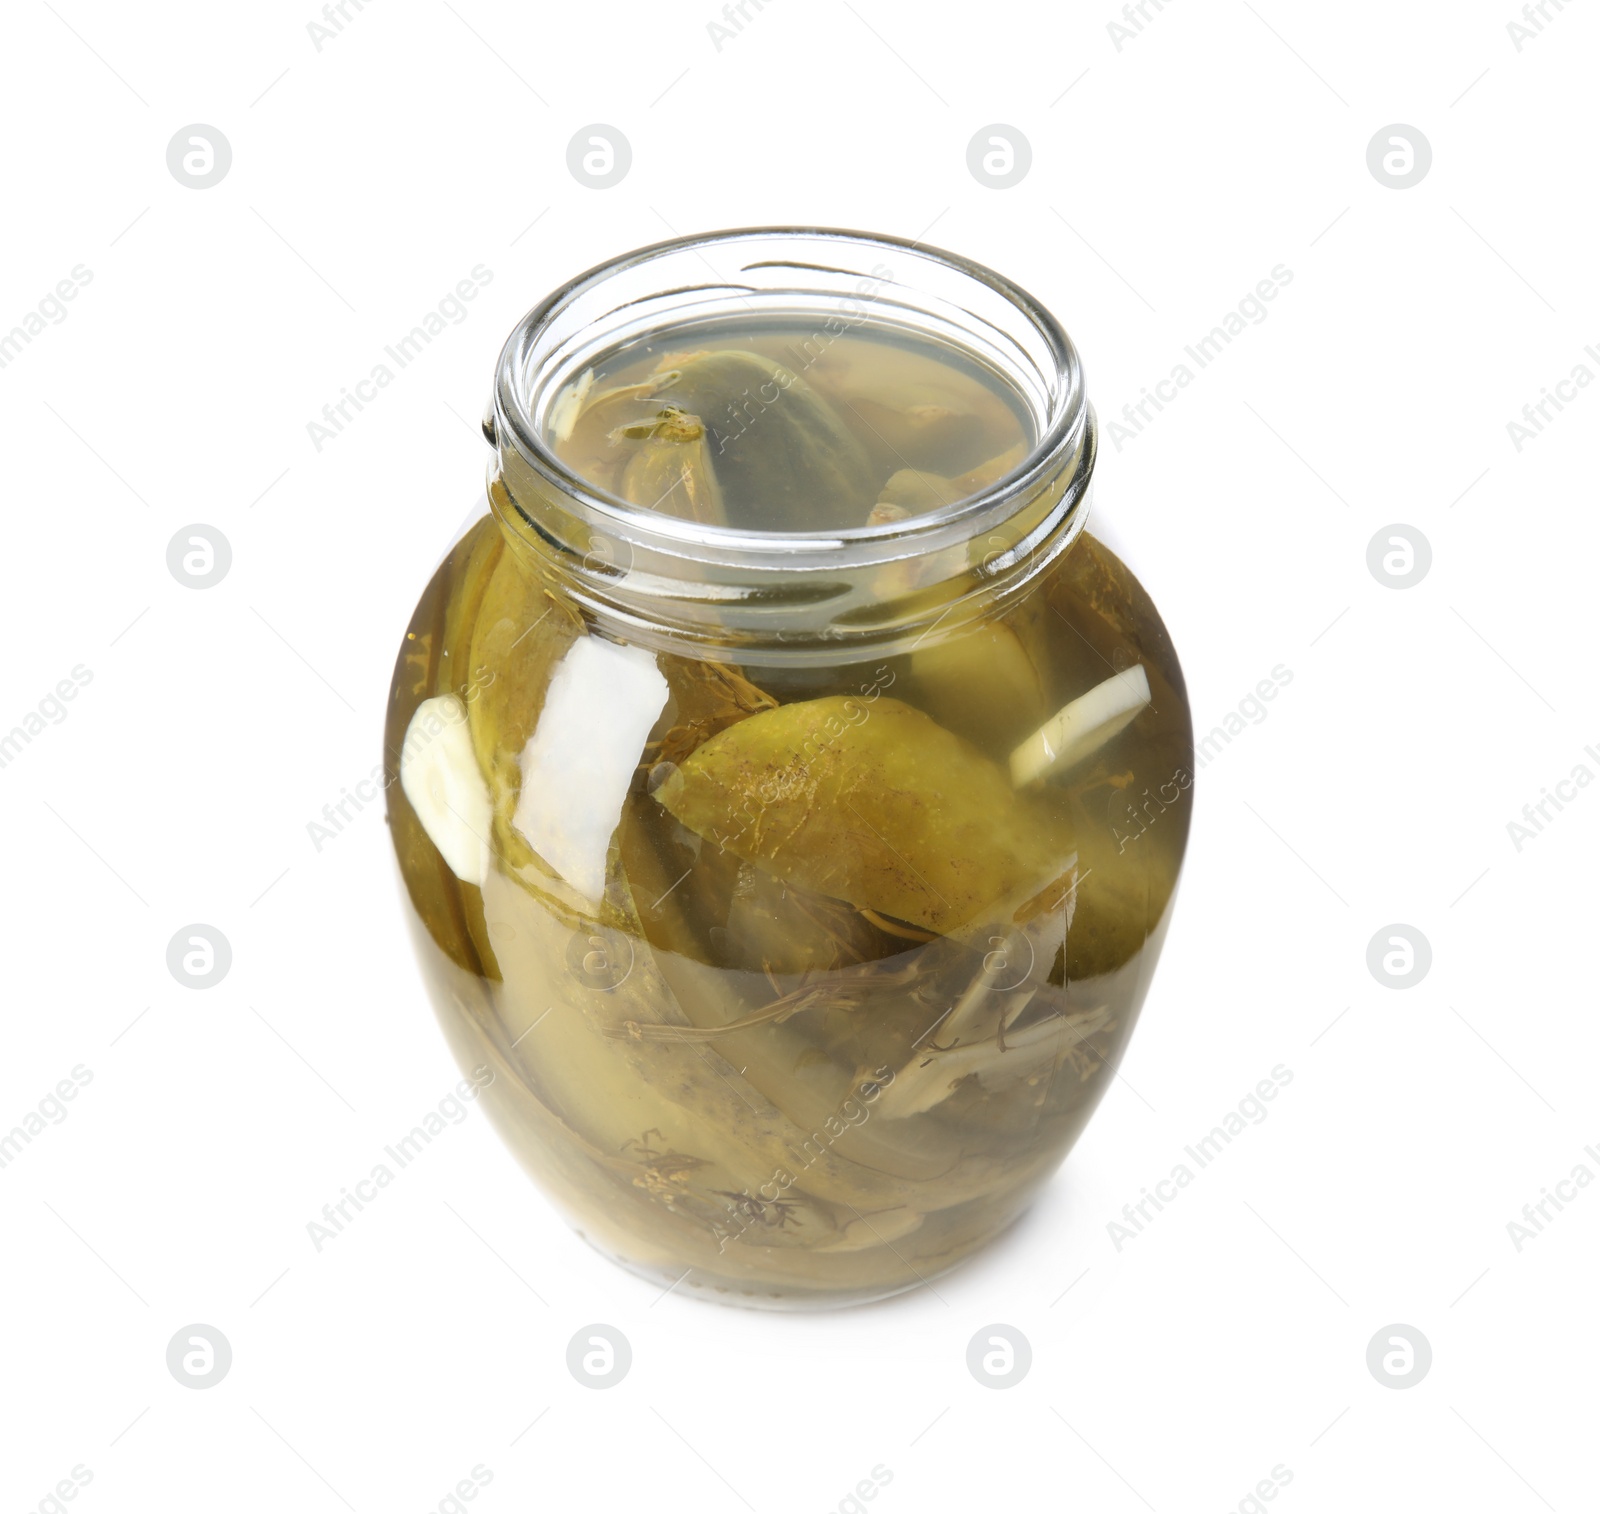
[384,228,1193,1308]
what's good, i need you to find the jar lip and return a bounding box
[490,225,1091,566]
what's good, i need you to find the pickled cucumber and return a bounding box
[639,351,877,530]
[653,696,1075,934]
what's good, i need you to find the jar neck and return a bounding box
[484,228,1095,664]
[488,414,1093,663]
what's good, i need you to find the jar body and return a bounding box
[385,501,1192,1306]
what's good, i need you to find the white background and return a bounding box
[2,1,1596,1510]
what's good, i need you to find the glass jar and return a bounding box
[384,229,1193,1308]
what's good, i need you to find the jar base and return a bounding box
[576,1199,1037,1312]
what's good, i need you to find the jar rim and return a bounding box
[489,226,1094,572]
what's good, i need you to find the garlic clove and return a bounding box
[511,636,671,906]
[399,694,493,887]
[1009,664,1151,787]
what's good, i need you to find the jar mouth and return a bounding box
[489,226,1093,574]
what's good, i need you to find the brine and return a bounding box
[386,312,1192,1306]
